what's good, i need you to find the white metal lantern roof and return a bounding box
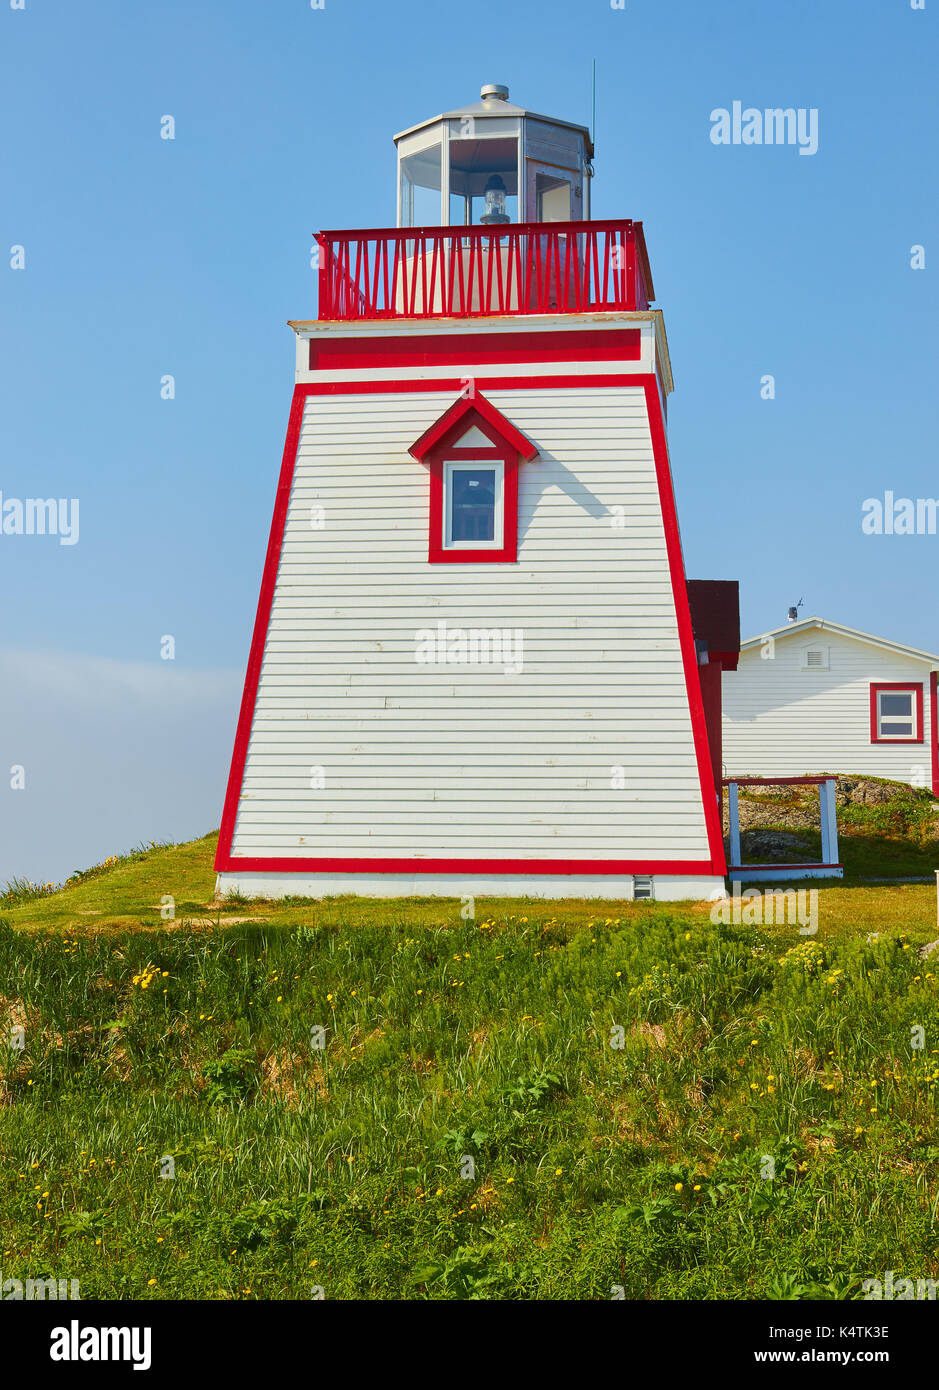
[394,83,594,160]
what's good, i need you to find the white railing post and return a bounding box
[728,782,741,868]
[820,779,839,866]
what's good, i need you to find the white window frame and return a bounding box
[443,459,504,550]
[875,687,917,741]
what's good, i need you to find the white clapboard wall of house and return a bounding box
[722,618,939,790]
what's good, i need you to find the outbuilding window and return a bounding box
[870,683,923,743]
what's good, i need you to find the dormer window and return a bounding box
[409,392,538,563]
[444,460,503,548]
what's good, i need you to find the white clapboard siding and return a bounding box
[723,628,936,787]
[229,386,710,862]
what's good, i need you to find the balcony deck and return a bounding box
[315,219,653,321]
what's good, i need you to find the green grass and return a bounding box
[2,834,939,1299]
[0,835,220,930]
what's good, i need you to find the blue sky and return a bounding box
[1,0,936,882]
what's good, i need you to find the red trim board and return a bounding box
[308,328,642,373]
[215,390,306,864]
[409,391,538,462]
[284,372,655,396]
[216,857,720,876]
[643,378,727,875]
[215,371,726,877]
[931,672,939,797]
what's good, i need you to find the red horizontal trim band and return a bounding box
[308,329,642,372]
[426,550,517,562]
[292,373,655,396]
[215,856,721,875]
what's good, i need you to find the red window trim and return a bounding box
[931,671,939,796]
[428,446,517,563]
[869,681,924,744]
[409,393,538,564]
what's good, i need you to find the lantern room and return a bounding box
[394,83,594,227]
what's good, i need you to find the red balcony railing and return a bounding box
[315,219,653,320]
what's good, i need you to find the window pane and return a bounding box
[448,137,519,225]
[400,146,442,227]
[451,468,496,541]
[880,693,913,716]
[536,174,572,222]
[879,690,915,737]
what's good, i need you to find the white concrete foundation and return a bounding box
[729,865,843,883]
[215,871,727,903]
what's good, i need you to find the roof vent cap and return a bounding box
[480,83,509,102]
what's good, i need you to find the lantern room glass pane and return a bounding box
[536,173,572,222]
[447,136,518,225]
[399,145,443,227]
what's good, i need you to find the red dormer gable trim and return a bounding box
[409,391,539,462]
[409,392,538,564]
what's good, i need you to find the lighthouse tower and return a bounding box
[215,84,729,902]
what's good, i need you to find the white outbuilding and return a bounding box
[722,617,939,794]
